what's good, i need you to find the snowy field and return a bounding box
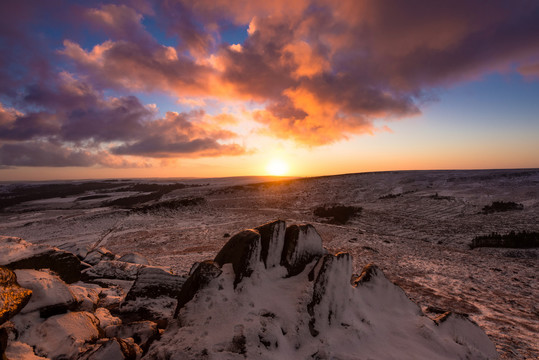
[1,169,538,359]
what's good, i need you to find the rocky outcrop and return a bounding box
[0,236,81,283]
[84,247,115,266]
[125,266,185,301]
[282,224,326,276]
[0,266,32,325]
[255,220,286,268]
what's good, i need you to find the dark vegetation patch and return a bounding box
[470,231,539,249]
[429,193,454,201]
[133,198,205,213]
[104,183,196,209]
[313,204,362,225]
[379,193,402,200]
[105,193,165,208]
[76,194,111,201]
[481,201,524,214]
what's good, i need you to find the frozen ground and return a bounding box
[1,169,538,359]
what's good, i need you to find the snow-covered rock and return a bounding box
[174,260,222,315]
[282,224,326,276]
[19,311,100,359]
[69,283,100,312]
[104,320,159,352]
[14,269,76,318]
[81,260,143,281]
[78,338,139,360]
[146,221,497,360]
[119,252,151,265]
[4,341,49,360]
[214,229,262,287]
[95,307,121,328]
[255,220,286,269]
[0,266,32,324]
[125,266,185,301]
[0,236,81,283]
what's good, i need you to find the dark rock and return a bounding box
[255,220,286,268]
[352,263,378,286]
[307,253,352,337]
[0,266,32,325]
[0,236,81,284]
[105,321,159,353]
[84,247,116,266]
[174,260,222,317]
[214,229,261,287]
[118,253,150,265]
[0,327,7,359]
[281,224,326,276]
[125,266,185,301]
[81,260,143,281]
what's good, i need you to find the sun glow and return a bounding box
[266,158,289,176]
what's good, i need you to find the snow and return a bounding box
[5,341,49,360]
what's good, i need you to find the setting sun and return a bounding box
[266,158,289,176]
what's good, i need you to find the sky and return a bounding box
[0,0,538,181]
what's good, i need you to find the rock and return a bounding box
[69,283,100,312]
[55,241,91,260]
[79,338,138,360]
[83,247,115,266]
[281,224,326,276]
[0,236,81,284]
[4,341,49,360]
[20,311,100,359]
[95,307,121,328]
[104,320,159,353]
[0,266,32,325]
[0,327,7,359]
[81,260,143,281]
[255,220,286,269]
[214,229,261,287]
[118,253,151,265]
[125,266,185,301]
[14,269,77,318]
[174,260,222,316]
[307,253,352,336]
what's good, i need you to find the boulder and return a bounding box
[14,269,77,318]
[0,266,32,325]
[174,260,222,317]
[104,320,159,353]
[4,341,49,360]
[281,224,326,276]
[95,307,122,328]
[20,311,100,359]
[78,338,138,360]
[255,220,286,269]
[83,247,115,266]
[0,236,81,284]
[118,253,151,265]
[214,229,261,287]
[69,283,100,312]
[125,266,185,301]
[81,260,143,281]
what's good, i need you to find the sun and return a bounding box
[266,158,289,176]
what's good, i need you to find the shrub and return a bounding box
[470,231,539,249]
[314,204,362,225]
[481,201,524,214]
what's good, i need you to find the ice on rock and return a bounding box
[214,229,261,287]
[255,220,286,269]
[0,236,81,284]
[14,269,77,318]
[281,224,326,276]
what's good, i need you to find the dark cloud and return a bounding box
[0,141,98,167]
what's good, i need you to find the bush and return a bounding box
[314,204,362,225]
[470,231,539,249]
[481,201,523,214]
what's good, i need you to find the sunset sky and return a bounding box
[1,0,538,181]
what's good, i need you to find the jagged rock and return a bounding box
[104,320,159,353]
[174,260,222,316]
[84,247,116,266]
[125,266,185,301]
[14,269,77,318]
[281,224,326,276]
[81,260,143,281]
[255,220,286,268]
[19,311,100,359]
[118,253,151,265]
[79,338,138,360]
[307,253,352,337]
[214,229,261,287]
[0,236,81,284]
[95,307,122,328]
[69,283,100,312]
[0,266,32,325]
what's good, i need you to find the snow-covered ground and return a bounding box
[1,169,538,359]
